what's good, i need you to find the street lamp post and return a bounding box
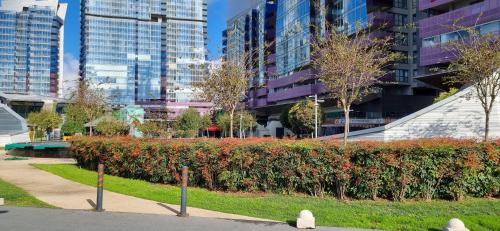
[309,94,324,138]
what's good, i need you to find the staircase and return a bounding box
[0,104,29,147]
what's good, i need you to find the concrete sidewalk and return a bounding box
[0,206,374,231]
[0,153,268,221]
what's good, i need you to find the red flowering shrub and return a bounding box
[71,137,499,200]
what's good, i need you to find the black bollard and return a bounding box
[96,163,104,212]
[178,166,188,217]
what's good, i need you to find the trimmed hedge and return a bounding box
[71,137,500,201]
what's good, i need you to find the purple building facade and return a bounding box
[224,0,437,137]
[418,0,500,75]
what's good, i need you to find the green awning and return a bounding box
[5,143,31,151]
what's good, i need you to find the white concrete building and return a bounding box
[0,103,29,148]
[322,86,500,141]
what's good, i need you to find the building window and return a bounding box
[422,20,500,47]
[394,13,408,26]
[412,51,418,64]
[412,32,418,45]
[394,0,407,9]
[412,0,417,9]
[395,69,408,82]
[422,36,439,47]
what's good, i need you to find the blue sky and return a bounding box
[62,0,228,60]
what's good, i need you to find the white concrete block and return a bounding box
[0,198,4,206]
[443,218,469,231]
[296,210,315,229]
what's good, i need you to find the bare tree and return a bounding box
[70,80,107,136]
[197,60,250,138]
[445,24,500,141]
[312,26,399,146]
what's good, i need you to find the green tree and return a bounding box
[137,121,170,138]
[216,113,231,137]
[434,88,459,103]
[200,114,213,137]
[235,110,256,138]
[95,116,129,136]
[27,112,42,141]
[288,100,319,137]
[174,108,202,138]
[61,120,84,136]
[27,110,62,141]
[280,107,292,130]
[137,121,158,138]
[69,80,107,136]
[61,103,87,135]
[197,60,251,138]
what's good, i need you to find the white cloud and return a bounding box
[62,53,80,99]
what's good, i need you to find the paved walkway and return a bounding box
[0,206,375,231]
[0,152,268,221]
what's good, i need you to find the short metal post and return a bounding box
[96,163,104,212]
[179,166,188,217]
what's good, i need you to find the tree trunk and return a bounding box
[89,122,93,136]
[229,108,235,138]
[343,108,350,147]
[484,109,490,141]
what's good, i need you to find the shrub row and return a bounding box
[71,137,500,201]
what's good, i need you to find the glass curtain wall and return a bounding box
[81,0,207,106]
[0,5,63,97]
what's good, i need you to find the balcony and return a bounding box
[419,0,500,38]
[268,85,315,102]
[267,83,324,103]
[256,87,267,97]
[419,0,456,11]
[268,69,313,89]
[420,46,456,66]
[246,97,268,108]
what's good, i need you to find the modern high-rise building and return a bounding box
[417,0,500,89]
[0,0,67,98]
[224,0,435,137]
[80,0,210,117]
[223,0,276,86]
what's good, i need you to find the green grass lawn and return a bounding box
[0,178,55,208]
[34,164,499,231]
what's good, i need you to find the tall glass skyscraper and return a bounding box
[225,0,276,85]
[275,0,325,77]
[81,0,208,115]
[0,0,67,98]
